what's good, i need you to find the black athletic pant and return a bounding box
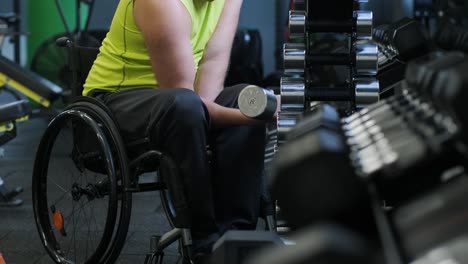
[89,84,266,246]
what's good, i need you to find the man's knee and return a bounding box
[164,88,208,125]
[215,83,251,108]
[225,84,250,98]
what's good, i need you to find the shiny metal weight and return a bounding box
[238,85,278,120]
[354,78,380,109]
[289,10,307,38]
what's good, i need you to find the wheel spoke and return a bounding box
[33,104,132,264]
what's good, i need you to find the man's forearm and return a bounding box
[195,0,243,101]
[195,56,228,101]
[201,97,261,126]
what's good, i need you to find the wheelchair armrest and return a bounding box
[55,36,72,47]
[0,100,31,124]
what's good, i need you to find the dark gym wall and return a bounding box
[87,0,118,30]
[0,2,13,11]
[238,0,277,75]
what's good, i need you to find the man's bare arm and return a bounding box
[134,0,196,90]
[195,0,265,126]
[195,0,243,101]
[134,0,268,126]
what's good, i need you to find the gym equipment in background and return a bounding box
[225,29,264,87]
[0,100,31,207]
[245,225,377,264]
[270,52,468,264]
[279,0,379,144]
[30,0,104,102]
[0,11,63,109]
[211,231,283,264]
[373,17,434,97]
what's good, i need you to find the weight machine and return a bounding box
[0,1,57,206]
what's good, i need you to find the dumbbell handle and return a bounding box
[281,77,380,108]
[305,85,352,101]
[306,19,356,33]
[273,86,352,103]
[307,53,352,65]
[283,50,352,67]
[284,42,378,75]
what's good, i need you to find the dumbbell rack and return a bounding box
[278,0,379,144]
[344,91,460,190]
[271,50,468,261]
[272,89,467,263]
[345,86,466,264]
[267,0,380,235]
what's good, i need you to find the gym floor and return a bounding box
[0,93,180,263]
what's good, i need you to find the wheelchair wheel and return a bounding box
[32,99,132,264]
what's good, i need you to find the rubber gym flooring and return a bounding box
[0,93,180,263]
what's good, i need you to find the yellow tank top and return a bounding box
[83,0,225,95]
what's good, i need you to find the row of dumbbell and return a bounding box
[270,103,468,263]
[350,87,454,178]
[239,51,468,131]
[265,46,468,264]
[337,55,468,262]
[373,17,434,65]
[283,42,378,76]
[270,112,468,263]
[269,50,468,226]
[273,52,467,193]
[373,17,435,97]
[280,0,379,144]
[290,0,371,35]
[344,52,468,178]
[236,80,379,145]
[404,52,468,137]
[286,1,377,75]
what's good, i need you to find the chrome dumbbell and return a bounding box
[280,77,380,109]
[289,10,373,39]
[238,85,278,120]
[283,42,378,76]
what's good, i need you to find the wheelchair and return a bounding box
[32,37,276,264]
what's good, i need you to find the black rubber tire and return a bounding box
[67,99,133,264]
[32,99,132,264]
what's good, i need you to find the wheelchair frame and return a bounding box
[31,36,196,263]
[32,94,194,264]
[32,34,276,263]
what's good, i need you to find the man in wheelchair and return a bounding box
[82,0,274,262]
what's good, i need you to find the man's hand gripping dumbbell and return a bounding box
[238,85,281,121]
